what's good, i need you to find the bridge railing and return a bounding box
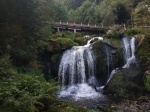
[54,21,104,28]
[53,21,150,30]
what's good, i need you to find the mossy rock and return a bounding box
[108,38,121,48]
[53,31,74,39]
[106,26,124,39]
[50,54,61,65]
[137,35,150,71]
[74,37,87,45]
[104,68,143,95]
[144,71,150,92]
[125,28,143,36]
[47,38,78,52]
[92,41,107,84]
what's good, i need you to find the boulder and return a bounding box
[143,70,150,92]
[104,67,143,95]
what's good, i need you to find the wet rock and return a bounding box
[103,67,143,95]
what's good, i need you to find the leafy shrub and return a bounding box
[0,55,17,79]
[54,31,74,39]
[0,73,57,112]
[0,72,91,112]
[126,28,142,36]
[49,38,78,51]
[107,26,124,39]
[137,35,150,70]
[74,37,87,45]
[0,55,11,68]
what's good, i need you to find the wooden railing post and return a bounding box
[67,21,68,25]
[81,23,82,27]
[95,24,97,28]
[60,21,61,24]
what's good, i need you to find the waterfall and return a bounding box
[58,37,103,99]
[103,43,113,78]
[58,46,95,86]
[58,37,103,86]
[104,37,137,86]
[58,36,137,99]
[122,37,136,68]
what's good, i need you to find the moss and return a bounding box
[106,26,124,39]
[144,74,150,92]
[115,48,124,67]
[74,37,87,45]
[92,41,107,84]
[47,38,78,52]
[51,38,78,47]
[125,28,143,36]
[104,69,143,95]
[108,38,121,48]
[53,31,74,39]
[104,72,127,95]
[137,35,150,71]
[50,54,61,65]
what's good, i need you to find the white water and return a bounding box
[58,36,137,100]
[57,83,104,100]
[122,37,136,68]
[58,37,103,100]
[105,37,137,86]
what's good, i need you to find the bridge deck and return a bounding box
[53,21,104,29]
[52,21,150,33]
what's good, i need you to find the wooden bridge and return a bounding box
[52,21,150,33]
[52,21,108,33]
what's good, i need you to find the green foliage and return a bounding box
[144,75,150,91]
[0,55,17,79]
[108,38,121,48]
[104,69,143,95]
[0,71,92,112]
[63,0,143,25]
[133,0,150,25]
[74,37,87,45]
[54,31,74,39]
[51,54,61,65]
[61,0,85,10]
[50,38,78,50]
[106,26,124,39]
[137,35,150,70]
[92,41,106,78]
[126,28,142,36]
[68,0,96,23]
[0,73,57,112]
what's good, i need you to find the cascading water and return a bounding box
[58,37,104,100]
[57,36,137,101]
[58,46,94,86]
[103,40,113,78]
[122,37,136,68]
[103,37,137,87]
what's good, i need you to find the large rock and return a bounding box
[104,67,143,95]
[92,39,122,85]
[47,38,78,52]
[143,70,150,92]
